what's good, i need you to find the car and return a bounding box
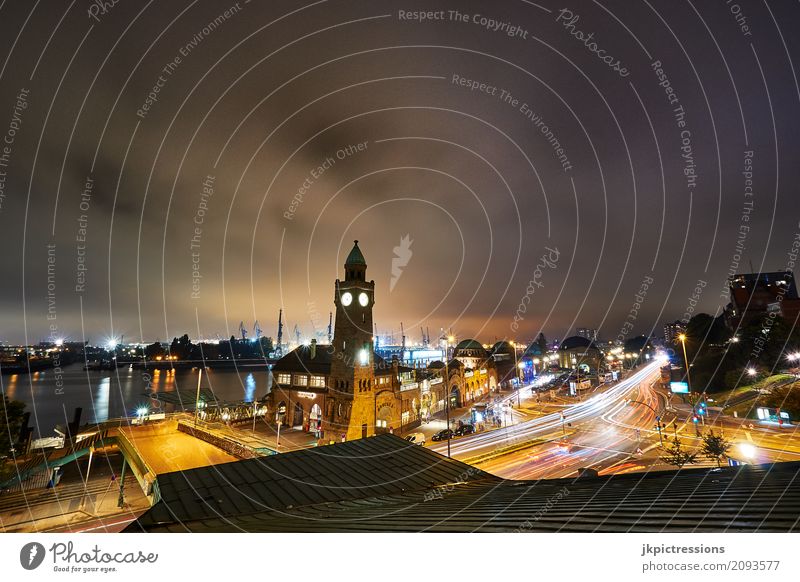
[431,429,454,441]
[455,424,475,436]
[405,432,426,446]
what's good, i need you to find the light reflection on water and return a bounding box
[244,373,256,403]
[93,377,110,424]
[5,363,272,437]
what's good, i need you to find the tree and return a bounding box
[0,395,26,458]
[701,430,732,467]
[685,313,730,352]
[660,437,698,468]
[258,336,274,354]
[144,341,165,359]
[169,334,193,360]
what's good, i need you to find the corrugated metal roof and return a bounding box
[126,434,494,531]
[127,437,800,533]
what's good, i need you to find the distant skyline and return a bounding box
[1,1,799,345]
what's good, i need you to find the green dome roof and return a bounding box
[345,240,366,266]
[454,339,484,351]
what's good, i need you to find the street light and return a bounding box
[679,333,704,428]
[443,357,451,458]
[746,367,757,377]
[511,341,523,406]
[195,368,203,427]
[738,442,756,460]
[678,334,692,393]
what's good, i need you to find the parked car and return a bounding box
[431,429,454,441]
[405,432,426,446]
[455,424,475,436]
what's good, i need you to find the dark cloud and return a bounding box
[1,0,799,345]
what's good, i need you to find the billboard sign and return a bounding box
[670,381,689,394]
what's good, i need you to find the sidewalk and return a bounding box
[208,417,319,453]
[403,386,545,442]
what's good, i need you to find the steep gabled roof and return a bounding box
[271,344,333,375]
[345,240,366,266]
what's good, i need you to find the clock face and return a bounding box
[341,292,352,306]
[358,292,369,306]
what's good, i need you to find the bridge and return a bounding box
[1,412,275,507]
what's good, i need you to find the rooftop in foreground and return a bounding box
[125,434,800,533]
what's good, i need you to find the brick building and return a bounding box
[269,241,420,441]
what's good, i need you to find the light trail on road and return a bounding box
[429,361,664,461]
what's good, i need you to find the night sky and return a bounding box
[0,0,798,346]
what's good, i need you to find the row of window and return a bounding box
[276,372,395,389]
[275,373,326,387]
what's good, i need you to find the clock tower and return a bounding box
[325,240,376,441]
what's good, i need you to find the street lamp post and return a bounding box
[194,368,203,427]
[678,334,692,393]
[444,357,451,458]
[678,334,704,427]
[512,341,523,407]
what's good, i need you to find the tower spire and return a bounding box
[276,309,284,356]
[344,240,367,281]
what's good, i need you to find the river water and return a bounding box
[2,364,273,438]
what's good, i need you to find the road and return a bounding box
[429,361,664,467]
[428,360,800,480]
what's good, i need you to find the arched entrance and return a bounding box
[449,386,461,409]
[293,401,304,429]
[376,403,392,434]
[310,403,322,435]
[420,393,431,422]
